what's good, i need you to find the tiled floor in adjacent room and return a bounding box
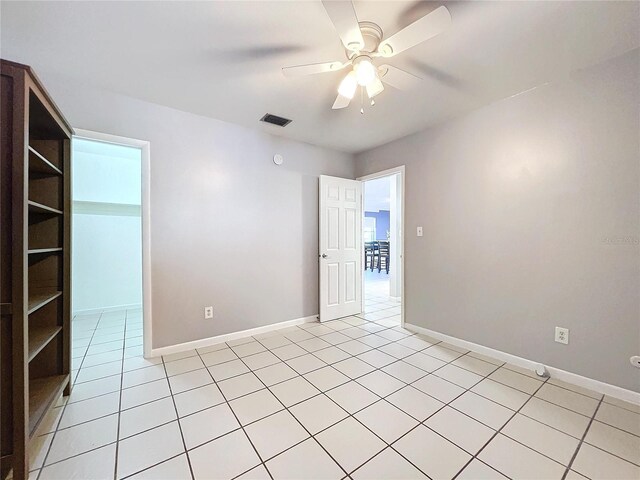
[21,277,640,480]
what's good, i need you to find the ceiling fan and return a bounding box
[282,1,451,111]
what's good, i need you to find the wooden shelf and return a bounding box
[27,247,62,255]
[3,59,73,479]
[28,374,69,438]
[0,303,11,315]
[28,200,62,215]
[28,146,62,176]
[27,291,62,315]
[28,326,62,362]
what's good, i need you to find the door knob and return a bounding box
[321,254,328,258]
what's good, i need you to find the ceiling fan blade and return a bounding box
[332,93,352,109]
[379,65,422,90]
[378,5,451,57]
[321,0,365,52]
[282,61,347,77]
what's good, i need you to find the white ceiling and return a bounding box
[2,1,638,153]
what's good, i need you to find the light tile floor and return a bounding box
[18,275,640,480]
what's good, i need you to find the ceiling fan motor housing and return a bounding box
[348,21,383,57]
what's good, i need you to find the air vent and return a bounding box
[260,113,292,127]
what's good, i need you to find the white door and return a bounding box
[319,175,362,322]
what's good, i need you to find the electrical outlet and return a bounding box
[555,327,569,345]
[417,226,423,237]
[204,306,213,319]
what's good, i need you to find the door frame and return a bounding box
[72,129,153,357]
[357,165,405,327]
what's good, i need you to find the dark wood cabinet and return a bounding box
[1,60,73,480]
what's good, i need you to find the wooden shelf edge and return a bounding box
[28,374,69,438]
[28,247,63,255]
[28,146,62,176]
[28,291,62,315]
[28,200,63,215]
[28,326,62,362]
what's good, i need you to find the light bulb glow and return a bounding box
[366,78,384,98]
[337,71,357,99]
[355,60,376,86]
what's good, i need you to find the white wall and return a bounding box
[356,50,640,392]
[72,214,142,312]
[40,73,355,349]
[72,139,143,313]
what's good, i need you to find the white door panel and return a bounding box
[319,175,362,321]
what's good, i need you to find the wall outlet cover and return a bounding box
[417,226,423,237]
[555,326,569,345]
[204,306,213,319]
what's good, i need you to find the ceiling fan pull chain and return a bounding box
[360,87,365,115]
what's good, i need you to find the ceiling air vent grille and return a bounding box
[260,113,292,127]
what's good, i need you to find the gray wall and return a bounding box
[355,50,640,392]
[39,73,355,349]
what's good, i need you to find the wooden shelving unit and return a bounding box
[28,374,69,436]
[1,60,73,480]
[27,248,63,255]
[28,200,63,216]
[27,291,63,315]
[28,326,63,362]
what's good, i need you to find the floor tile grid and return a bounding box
[191,346,350,480]
[67,313,633,480]
[69,312,108,386]
[234,325,623,479]
[32,311,132,480]
[71,312,144,388]
[45,312,600,478]
[31,312,112,480]
[247,321,590,434]
[216,301,423,477]
[450,373,551,479]
[228,338,419,478]
[561,397,605,478]
[113,310,131,480]
[321,349,533,478]
[41,305,404,442]
[242,327,519,478]
[485,375,640,476]
[153,351,197,480]
[514,395,600,443]
[135,310,431,478]
[265,317,640,479]
[62,318,567,427]
[29,313,112,480]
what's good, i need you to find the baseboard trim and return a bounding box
[73,303,142,315]
[405,322,640,406]
[149,314,319,358]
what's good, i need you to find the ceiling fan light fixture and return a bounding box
[337,71,358,99]
[366,78,384,98]
[354,58,376,86]
[379,44,393,57]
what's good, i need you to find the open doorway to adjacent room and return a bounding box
[70,130,152,385]
[359,167,404,327]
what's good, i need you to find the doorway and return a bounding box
[71,130,151,364]
[359,167,404,326]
